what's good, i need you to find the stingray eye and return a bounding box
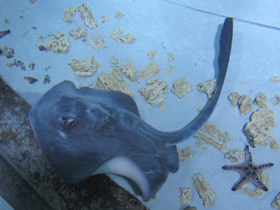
[60,116,77,129]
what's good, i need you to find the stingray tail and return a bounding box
[164,17,233,145]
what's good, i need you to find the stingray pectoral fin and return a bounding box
[93,156,150,199]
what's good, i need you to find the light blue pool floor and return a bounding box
[1,1,280,209]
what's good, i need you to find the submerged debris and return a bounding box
[138,79,168,106]
[228,92,253,117]
[270,76,280,84]
[68,56,99,77]
[62,6,76,22]
[192,173,217,207]
[45,32,70,54]
[6,59,26,70]
[270,140,279,151]
[110,29,135,44]
[39,45,48,51]
[110,65,123,73]
[110,56,119,65]
[62,3,97,29]
[5,48,14,58]
[122,59,137,82]
[254,92,268,109]
[180,187,192,205]
[194,122,231,154]
[97,69,134,97]
[115,11,124,20]
[167,52,175,62]
[196,79,216,99]
[37,35,45,42]
[243,108,275,147]
[272,192,280,209]
[102,16,109,23]
[0,29,10,39]
[147,50,157,59]
[87,81,97,89]
[164,65,176,75]
[137,61,160,82]
[87,35,106,50]
[78,3,98,29]
[43,74,51,84]
[0,46,14,58]
[271,95,280,106]
[24,76,38,84]
[28,62,35,70]
[224,149,244,163]
[177,146,192,162]
[238,95,253,117]
[228,92,275,147]
[171,77,193,99]
[69,26,87,41]
[228,92,240,106]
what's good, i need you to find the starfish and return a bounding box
[222,145,274,191]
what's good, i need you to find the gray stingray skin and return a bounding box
[29,18,233,200]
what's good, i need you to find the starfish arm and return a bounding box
[244,145,253,164]
[231,175,247,191]
[222,164,244,173]
[257,163,274,172]
[251,176,268,191]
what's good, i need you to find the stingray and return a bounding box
[29,18,233,200]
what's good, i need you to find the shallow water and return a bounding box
[1,1,280,209]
